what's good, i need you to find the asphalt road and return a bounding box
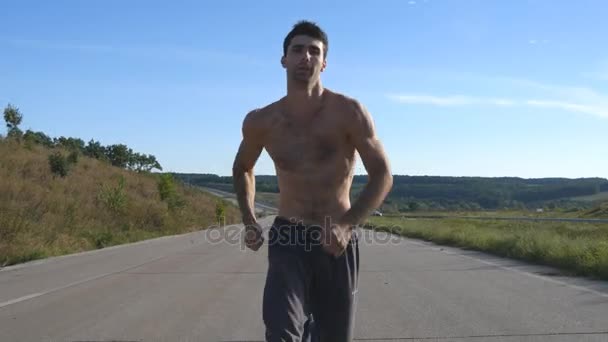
[1,214,608,342]
[199,186,278,216]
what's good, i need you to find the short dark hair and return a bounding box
[283,20,328,59]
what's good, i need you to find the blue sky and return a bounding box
[1,0,607,178]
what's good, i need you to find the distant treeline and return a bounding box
[3,103,162,172]
[385,175,608,210]
[172,173,608,211]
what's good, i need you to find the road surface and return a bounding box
[200,186,278,216]
[1,214,607,341]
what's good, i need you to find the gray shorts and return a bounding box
[262,216,360,342]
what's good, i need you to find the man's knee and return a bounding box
[262,275,310,341]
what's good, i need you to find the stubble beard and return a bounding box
[290,68,318,88]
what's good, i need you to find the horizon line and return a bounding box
[166,172,608,180]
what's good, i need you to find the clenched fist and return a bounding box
[244,222,264,251]
[321,222,353,257]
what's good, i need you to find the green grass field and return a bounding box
[365,216,608,280]
[386,204,608,219]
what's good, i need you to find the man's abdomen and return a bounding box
[276,178,352,226]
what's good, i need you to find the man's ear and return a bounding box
[280,56,286,68]
[321,58,327,72]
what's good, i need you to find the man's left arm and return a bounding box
[339,99,393,227]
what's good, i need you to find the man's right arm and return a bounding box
[232,110,264,225]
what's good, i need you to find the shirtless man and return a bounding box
[232,20,393,342]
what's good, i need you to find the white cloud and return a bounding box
[408,1,416,4]
[387,94,514,107]
[528,39,550,45]
[526,100,608,118]
[387,91,608,119]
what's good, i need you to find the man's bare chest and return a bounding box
[264,111,350,171]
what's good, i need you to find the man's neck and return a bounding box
[285,80,325,110]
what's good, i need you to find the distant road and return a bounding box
[199,186,278,215]
[201,186,608,224]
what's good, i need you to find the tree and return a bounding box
[3,104,23,140]
[84,139,107,160]
[106,144,132,168]
[23,130,54,147]
[142,154,162,172]
[127,153,162,172]
[54,136,85,152]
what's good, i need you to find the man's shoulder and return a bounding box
[242,102,275,130]
[326,89,368,119]
[244,99,282,123]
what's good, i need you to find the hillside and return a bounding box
[173,173,608,212]
[0,139,241,267]
[583,202,608,218]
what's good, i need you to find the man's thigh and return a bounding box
[263,241,314,341]
[310,232,360,341]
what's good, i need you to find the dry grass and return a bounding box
[0,140,241,267]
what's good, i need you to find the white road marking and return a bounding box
[0,254,173,309]
[0,293,44,308]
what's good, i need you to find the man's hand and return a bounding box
[244,221,264,251]
[321,222,353,257]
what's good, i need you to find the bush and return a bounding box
[157,173,185,211]
[67,150,79,165]
[216,199,227,226]
[98,176,128,214]
[158,174,176,201]
[48,152,70,177]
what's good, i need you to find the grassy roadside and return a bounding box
[365,216,608,280]
[0,140,241,267]
[386,206,608,219]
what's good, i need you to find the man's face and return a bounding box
[281,35,327,84]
